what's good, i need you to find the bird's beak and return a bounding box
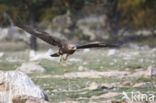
[73,47,77,50]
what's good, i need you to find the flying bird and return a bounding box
[15,23,124,62]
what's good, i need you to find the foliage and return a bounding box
[1,47,156,102]
[0,0,86,24]
[118,0,156,29]
[0,0,155,30]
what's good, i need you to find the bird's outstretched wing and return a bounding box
[76,41,125,49]
[15,22,64,47]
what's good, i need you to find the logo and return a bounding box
[122,91,155,102]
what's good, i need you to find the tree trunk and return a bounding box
[109,0,120,41]
[30,35,37,50]
[30,16,37,51]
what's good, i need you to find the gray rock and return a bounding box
[128,43,140,49]
[0,71,49,103]
[107,49,119,56]
[83,49,90,53]
[52,10,72,32]
[147,66,156,77]
[29,49,57,61]
[76,15,109,40]
[0,52,4,58]
[78,66,89,71]
[17,62,46,73]
[133,82,147,88]
[12,95,50,103]
[0,26,27,41]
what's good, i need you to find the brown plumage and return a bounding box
[15,23,124,62]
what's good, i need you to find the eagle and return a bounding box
[15,23,124,62]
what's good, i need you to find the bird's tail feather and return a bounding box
[50,53,60,57]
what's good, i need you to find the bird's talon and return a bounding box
[63,54,68,61]
[59,56,62,63]
[59,59,61,63]
[63,57,67,61]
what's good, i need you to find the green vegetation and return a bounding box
[0,0,155,32]
[0,45,156,102]
[0,0,156,102]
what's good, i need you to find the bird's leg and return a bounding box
[59,55,62,63]
[63,54,69,61]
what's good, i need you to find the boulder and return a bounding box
[128,43,140,49]
[129,66,156,78]
[29,49,57,61]
[83,48,90,53]
[78,66,89,71]
[17,62,46,73]
[0,71,49,103]
[147,66,156,77]
[52,10,72,32]
[88,82,99,90]
[59,101,79,103]
[0,52,4,58]
[88,82,115,90]
[12,95,50,103]
[133,82,147,88]
[0,26,27,41]
[107,49,119,56]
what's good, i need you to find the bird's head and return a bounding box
[68,44,77,50]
